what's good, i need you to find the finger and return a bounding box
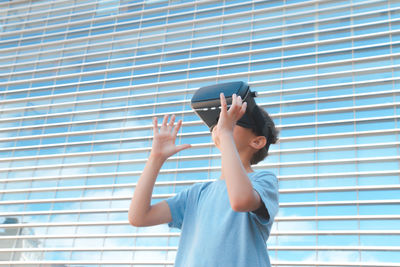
[220,92,227,113]
[168,114,176,129]
[162,114,168,128]
[172,120,183,144]
[239,102,247,117]
[153,117,159,134]
[173,119,182,136]
[228,94,239,115]
[231,93,237,109]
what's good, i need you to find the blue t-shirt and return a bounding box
[166,170,279,267]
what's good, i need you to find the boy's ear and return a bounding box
[250,136,267,150]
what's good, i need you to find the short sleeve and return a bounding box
[165,182,207,229]
[250,171,279,225]
[166,188,190,229]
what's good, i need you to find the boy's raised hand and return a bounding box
[150,114,191,161]
[216,92,247,134]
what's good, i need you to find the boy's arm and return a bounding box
[128,155,171,227]
[219,132,262,212]
[128,115,191,227]
[216,93,262,212]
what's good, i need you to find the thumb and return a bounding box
[175,144,192,153]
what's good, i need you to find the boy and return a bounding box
[129,92,279,266]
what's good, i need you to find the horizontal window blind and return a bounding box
[1,0,399,266]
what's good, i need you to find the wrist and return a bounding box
[218,129,234,139]
[148,152,167,165]
[218,131,236,150]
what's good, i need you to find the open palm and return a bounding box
[151,114,191,160]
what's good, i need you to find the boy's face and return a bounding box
[212,124,257,152]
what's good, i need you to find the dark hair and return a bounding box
[250,108,279,165]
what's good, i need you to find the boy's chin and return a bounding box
[212,139,220,149]
[211,132,219,147]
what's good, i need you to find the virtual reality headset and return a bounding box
[191,81,272,147]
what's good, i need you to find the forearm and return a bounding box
[129,154,165,225]
[219,132,256,211]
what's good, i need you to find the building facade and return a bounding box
[0,0,400,266]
